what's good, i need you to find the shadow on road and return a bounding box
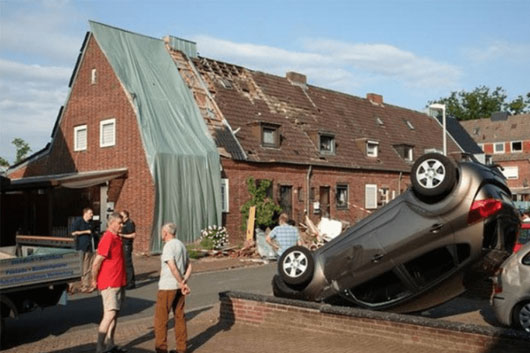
[1,295,154,350]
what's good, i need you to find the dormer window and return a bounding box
[366,140,379,157]
[319,133,335,154]
[494,142,505,154]
[394,144,414,162]
[261,124,279,148]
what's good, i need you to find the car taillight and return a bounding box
[467,199,503,225]
[491,269,503,294]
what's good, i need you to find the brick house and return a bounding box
[5,22,462,253]
[461,112,530,202]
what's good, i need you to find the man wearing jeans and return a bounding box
[154,223,192,353]
[92,212,127,353]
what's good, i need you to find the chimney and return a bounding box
[490,111,508,121]
[286,71,307,88]
[366,93,383,105]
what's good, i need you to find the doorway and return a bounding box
[279,185,293,218]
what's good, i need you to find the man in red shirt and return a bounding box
[91,212,127,353]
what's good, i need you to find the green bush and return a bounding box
[240,177,282,231]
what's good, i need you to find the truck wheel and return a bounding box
[411,153,456,198]
[278,246,314,286]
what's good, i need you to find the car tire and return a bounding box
[278,246,314,286]
[272,275,306,300]
[512,301,530,332]
[411,153,456,198]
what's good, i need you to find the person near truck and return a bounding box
[119,210,136,289]
[154,222,192,353]
[91,212,127,353]
[71,207,95,292]
[266,213,301,257]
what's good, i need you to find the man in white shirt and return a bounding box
[154,223,192,353]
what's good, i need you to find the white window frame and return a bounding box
[405,146,413,161]
[319,133,336,155]
[494,142,505,154]
[336,184,348,209]
[502,166,519,180]
[100,118,116,148]
[74,125,87,151]
[91,68,97,85]
[221,178,229,212]
[365,184,378,209]
[366,141,379,157]
[511,141,522,153]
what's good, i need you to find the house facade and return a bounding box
[461,113,530,202]
[6,23,462,252]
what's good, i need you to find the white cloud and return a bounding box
[465,40,530,63]
[192,35,461,94]
[0,59,69,161]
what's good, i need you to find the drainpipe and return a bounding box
[306,165,313,215]
[398,172,403,195]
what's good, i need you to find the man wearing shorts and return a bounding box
[91,212,127,353]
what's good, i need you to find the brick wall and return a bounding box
[8,36,156,253]
[220,291,530,353]
[221,158,410,245]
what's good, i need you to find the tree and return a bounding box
[0,138,33,167]
[428,86,530,120]
[12,138,32,164]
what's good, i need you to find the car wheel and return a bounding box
[411,153,456,198]
[513,301,530,332]
[278,246,314,286]
[272,275,306,300]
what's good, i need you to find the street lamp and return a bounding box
[429,103,447,156]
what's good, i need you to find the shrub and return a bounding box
[200,225,229,250]
[240,177,282,231]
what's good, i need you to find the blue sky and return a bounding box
[1,0,529,163]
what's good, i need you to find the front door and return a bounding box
[320,186,330,217]
[279,185,293,218]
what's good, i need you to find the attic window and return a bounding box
[262,124,279,148]
[319,133,335,155]
[473,127,480,135]
[366,140,379,157]
[220,79,232,89]
[394,144,414,162]
[511,141,522,153]
[91,68,97,84]
[376,117,384,126]
[405,120,415,130]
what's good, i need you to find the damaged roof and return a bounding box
[168,47,460,172]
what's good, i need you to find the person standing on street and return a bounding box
[91,212,127,353]
[119,210,136,289]
[72,207,95,292]
[154,223,192,353]
[266,212,301,257]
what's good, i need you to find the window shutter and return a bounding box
[365,184,377,209]
[74,126,87,151]
[221,178,229,212]
[100,119,116,147]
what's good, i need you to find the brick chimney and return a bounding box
[286,71,307,88]
[366,93,383,105]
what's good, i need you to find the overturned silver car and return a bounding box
[273,153,520,312]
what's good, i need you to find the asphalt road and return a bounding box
[2,263,277,347]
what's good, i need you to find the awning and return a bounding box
[6,168,128,190]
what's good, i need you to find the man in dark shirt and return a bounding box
[119,210,136,289]
[72,207,95,292]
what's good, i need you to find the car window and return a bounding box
[350,270,411,305]
[404,246,457,287]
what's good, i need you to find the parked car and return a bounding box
[273,153,520,312]
[491,242,530,332]
[513,220,530,253]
